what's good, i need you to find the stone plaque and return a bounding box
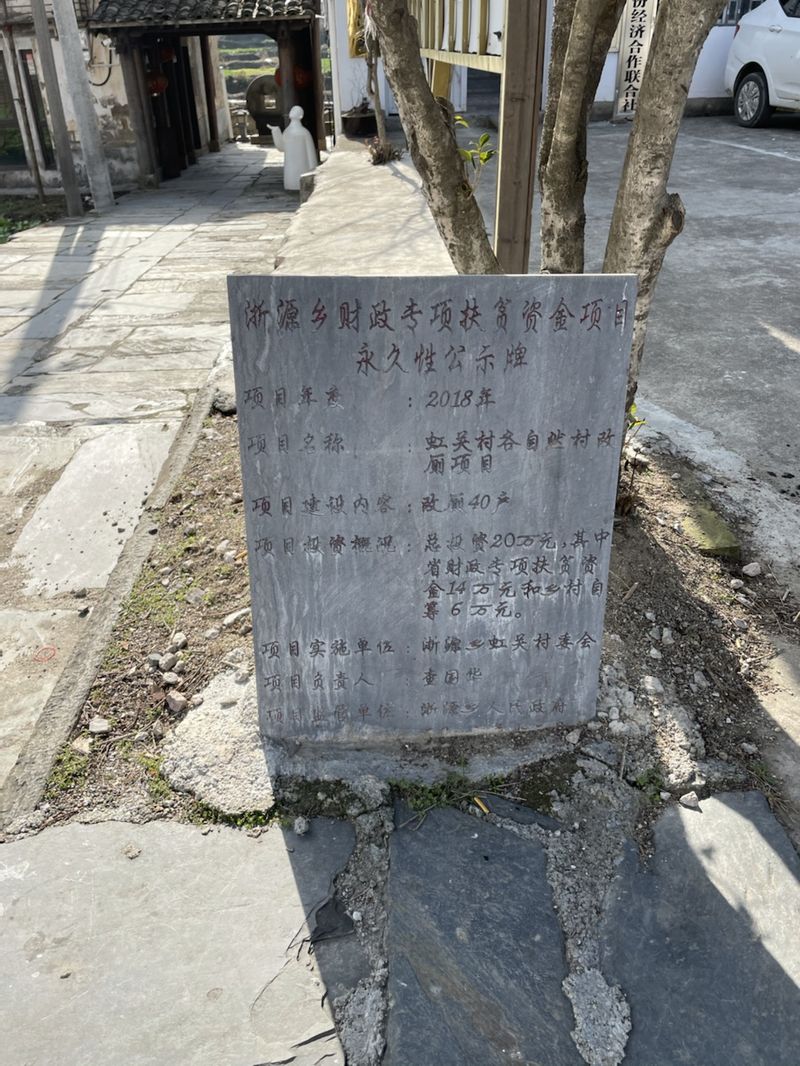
[228,274,636,743]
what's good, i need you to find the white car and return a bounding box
[725,0,800,126]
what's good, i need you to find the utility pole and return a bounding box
[50,0,115,211]
[29,0,83,217]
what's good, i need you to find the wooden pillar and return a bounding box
[277,25,296,120]
[118,35,158,185]
[132,44,160,182]
[0,27,45,201]
[493,0,546,274]
[199,34,220,152]
[173,40,198,163]
[29,0,83,216]
[310,17,325,151]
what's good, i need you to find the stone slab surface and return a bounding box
[0,819,354,1065]
[599,791,800,1065]
[0,425,83,495]
[0,609,84,788]
[385,806,582,1065]
[12,421,180,596]
[230,273,635,741]
[0,146,298,821]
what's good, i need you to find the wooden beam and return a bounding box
[493,0,546,274]
[478,0,489,54]
[419,46,503,72]
[199,34,220,151]
[430,58,453,100]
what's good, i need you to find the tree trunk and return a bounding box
[366,43,389,148]
[539,0,625,274]
[369,0,501,274]
[603,0,725,409]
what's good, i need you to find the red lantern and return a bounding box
[274,66,313,90]
[159,45,176,63]
[147,72,169,95]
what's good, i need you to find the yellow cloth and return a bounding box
[347,0,367,58]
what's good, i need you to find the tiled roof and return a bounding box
[91,0,315,26]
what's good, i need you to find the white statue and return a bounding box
[270,106,317,192]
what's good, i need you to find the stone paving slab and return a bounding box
[0,145,298,807]
[0,609,84,785]
[0,424,85,495]
[0,385,190,425]
[11,421,180,596]
[0,820,353,1066]
[385,806,581,1065]
[599,791,800,1065]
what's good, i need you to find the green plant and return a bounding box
[137,754,172,800]
[120,568,177,631]
[635,766,665,805]
[617,401,649,515]
[45,749,89,796]
[455,118,496,191]
[187,801,275,829]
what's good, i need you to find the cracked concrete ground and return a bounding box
[0,144,297,811]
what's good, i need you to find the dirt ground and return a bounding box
[12,409,799,843]
[0,196,65,243]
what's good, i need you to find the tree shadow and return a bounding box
[599,791,800,1065]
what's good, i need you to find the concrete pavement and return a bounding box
[0,144,296,813]
[472,113,800,593]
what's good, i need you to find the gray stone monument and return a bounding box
[228,275,635,744]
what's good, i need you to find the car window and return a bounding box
[780,0,800,16]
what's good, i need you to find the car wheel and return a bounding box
[734,71,772,127]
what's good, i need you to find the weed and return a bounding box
[45,749,88,797]
[748,761,790,815]
[121,568,177,631]
[634,766,665,805]
[391,772,471,814]
[137,754,172,800]
[186,801,275,829]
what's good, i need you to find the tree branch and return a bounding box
[540,0,624,274]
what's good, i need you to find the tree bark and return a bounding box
[369,0,501,274]
[604,0,725,409]
[365,31,392,152]
[539,0,624,274]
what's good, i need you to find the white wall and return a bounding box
[590,24,734,104]
[2,30,137,188]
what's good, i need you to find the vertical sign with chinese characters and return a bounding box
[614,0,658,120]
[228,275,636,744]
